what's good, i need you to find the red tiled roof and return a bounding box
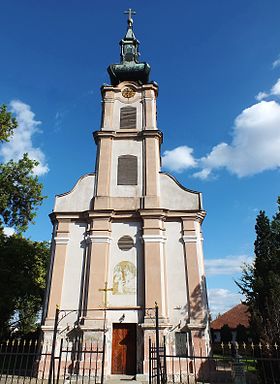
[211,304,250,330]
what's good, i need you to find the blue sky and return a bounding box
[1,0,280,316]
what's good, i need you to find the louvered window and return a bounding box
[117,155,137,185]
[120,107,136,129]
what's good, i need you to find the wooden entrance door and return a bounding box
[111,323,136,375]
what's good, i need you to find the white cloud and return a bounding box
[196,100,280,178]
[162,146,196,172]
[271,78,280,96]
[192,168,212,180]
[205,255,253,276]
[0,100,49,176]
[272,56,280,69]
[3,227,15,237]
[255,91,268,101]
[208,288,241,317]
[255,78,280,100]
[162,79,280,179]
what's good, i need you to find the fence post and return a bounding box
[149,338,152,384]
[48,307,59,384]
[232,357,246,384]
[100,333,106,384]
[155,304,160,384]
[163,336,167,384]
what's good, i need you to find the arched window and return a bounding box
[120,106,136,129]
[117,155,137,185]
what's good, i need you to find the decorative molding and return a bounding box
[54,237,70,245]
[188,322,207,330]
[87,235,112,244]
[142,235,166,243]
[182,235,197,243]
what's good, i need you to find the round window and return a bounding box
[118,235,134,251]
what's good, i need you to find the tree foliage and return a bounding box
[237,197,280,343]
[0,104,17,143]
[0,233,50,335]
[0,154,45,233]
[220,324,232,343]
[0,104,49,335]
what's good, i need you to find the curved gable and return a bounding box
[54,174,96,212]
[160,172,202,211]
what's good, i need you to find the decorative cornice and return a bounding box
[187,322,207,330]
[87,235,112,244]
[93,129,163,145]
[182,235,198,243]
[142,235,166,243]
[54,237,70,245]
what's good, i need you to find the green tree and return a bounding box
[0,104,17,143]
[0,155,45,233]
[237,198,280,344]
[236,324,248,343]
[0,233,50,335]
[0,104,49,335]
[220,324,232,343]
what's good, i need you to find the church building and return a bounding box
[42,10,210,379]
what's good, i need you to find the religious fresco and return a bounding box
[112,261,136,295]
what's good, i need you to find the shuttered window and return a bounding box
[175,333,187,356]
[117,155,137,185]
[120,107,136,129]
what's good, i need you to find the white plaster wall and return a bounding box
[60,222,86,317]
[110,141,143,197]
[165,221,188,325]
[160,173,200,210]
[54,174,95,212]
[107,221,142,313]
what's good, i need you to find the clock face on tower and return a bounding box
[122,87,135,99]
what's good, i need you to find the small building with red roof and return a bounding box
[211,304,250,342]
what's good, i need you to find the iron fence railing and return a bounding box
[0,337,105,384]
[149,339,280,384]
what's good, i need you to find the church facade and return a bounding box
[42,12,210,379]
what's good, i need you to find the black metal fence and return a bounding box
[0,336,105,384]
[149,338,280,384]
[149,338,167,384]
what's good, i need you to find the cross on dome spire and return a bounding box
[107,9,151,85]
[124,8,136,27]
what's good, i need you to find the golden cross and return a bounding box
[99,281,113,308]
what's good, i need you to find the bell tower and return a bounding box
[94,10,161,211]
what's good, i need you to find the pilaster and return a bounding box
[95,136,113,197]
[181,215,207,330]
[45,219,70,323]
[85,216,111,324]
[141,212,167,319]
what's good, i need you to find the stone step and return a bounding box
[105,374,147,384]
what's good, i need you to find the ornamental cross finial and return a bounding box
[124,8,136,27]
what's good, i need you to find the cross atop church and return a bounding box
[124,8,136,26]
